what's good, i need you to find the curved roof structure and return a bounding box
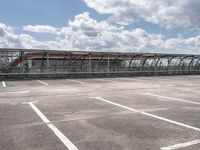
[0,48,200,79]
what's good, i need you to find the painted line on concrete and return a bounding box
[116,78,139,82]
[139,107,170,112]
[27,102,79,150]
[186,83,200,86]
[143,93,200,105]
[28,102,50,123]
[67,79,85,84]
[120,78,146,82]
[140,77,169,81]
[2,81,6,87]
[160,139,200,150]
[22,101,38,104]
[36,80,48,86]
[0,91,30,95]
[91,97,200,132]
[167,85,175,87]
[182,89,200,94]
[97,79,117,83]
[118,78,161,87]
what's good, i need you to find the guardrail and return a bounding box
[1,70,200,80]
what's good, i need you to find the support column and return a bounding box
[47,52,49,73]
[128,57,134,72]
[178,56,183,74]
[196,57,200,74]
[69,53,71,73]
[89,53,92,74]
[98,55,103,72]
[155,56,164,76]
[140,56,149,76]
[107,55,110,74]
[178,56,191,75]
[19,50,25,79]
[167,57,175,75]
[20,50,25,73]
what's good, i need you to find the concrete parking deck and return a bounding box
[1,76,200,150]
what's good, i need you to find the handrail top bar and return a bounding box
[0,48,199,57]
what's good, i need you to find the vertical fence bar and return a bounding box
[47,52,49,73]
[20,50,25,79]
[107,55,110,76]
[89,53,92,74]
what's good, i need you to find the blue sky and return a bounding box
[0,0,199,54]
[0,0,106,27]
[0,0,176,37]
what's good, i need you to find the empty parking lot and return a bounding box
[1,75,200,150]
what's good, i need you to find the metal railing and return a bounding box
[0,48,200,80]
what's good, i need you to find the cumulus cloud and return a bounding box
[57,12,200,53]
[0,23,22,48]
[0,12,200,54]
[84,0,200,30]
[23,25,60,35]
[68,12,123,36]
[0,23,49,49]
[162,36,200,53]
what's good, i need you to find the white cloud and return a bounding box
[0,23,49,49]
[23,25,60,35]
[84,0,200,30]
[58,12,200,53]
[19,34,50,49]
[0,23,22,48]
[162,36,200,53]
[0,12,200,54]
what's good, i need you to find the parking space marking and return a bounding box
[140,77,169,81]
[118,78,145,82]
[67,79,85,84]
[97,79,117,83]
[143,93,200,105]
[0,91,30,95]
[116,78,139,82]
[36,80,48,86]
[118,78,161,86]
[91,97,200,132]
[2,81,6,87]
[27,102,79,150]
[167,85,175,87]
[181,89,200,94]
[186,83,200,86]
[28,102,50,123]
[161,139,200,150]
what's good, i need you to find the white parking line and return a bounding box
[161,139,200,150]
[67,79,85,84]
[91,97,200,132]
[186,83,200,86]
[143,93,200,105]
[97,79,117,83]
[36,80,48,85]
[91,97,200,149]
[0,91,30,95]
[167,85,175,87]
[118,78,143,82]
[181,89,200,94]
[140,77,169,81]
[27,102,79,150]
[2,81,6,87]
[117,78,161,87]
